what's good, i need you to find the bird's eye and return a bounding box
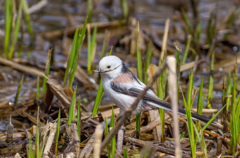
[107,65,111,69]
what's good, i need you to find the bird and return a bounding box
[98,55,211,123]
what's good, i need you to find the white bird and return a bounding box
[98,55,210,123]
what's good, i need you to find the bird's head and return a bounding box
[98,55,123,78]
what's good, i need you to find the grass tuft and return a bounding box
[68,87,77,125]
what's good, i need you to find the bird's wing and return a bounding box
[110,82,211,123]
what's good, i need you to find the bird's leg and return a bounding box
[117,108,130,126]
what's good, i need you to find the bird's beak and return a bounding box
[93,69,101,73]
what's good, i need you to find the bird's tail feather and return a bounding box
[148,99,211,123]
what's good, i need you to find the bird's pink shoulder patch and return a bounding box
[113,72,134,84]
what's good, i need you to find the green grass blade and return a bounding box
[22,0,33,38]
[182,90,196,157]
[42,50,51,92]
[121,0,128,19]
[36,76,40,99]
[136,113,140,139]
[181,35,192,65]
[9,0,23,59]
[92,79,104,116]
[87,0,92,22]
[101,30,109,58]
[55,108,61,154]
[15,75,24,104]
[87,25,97,74]
[187,69,193,108]
[4,0,13,57]
[110,108,116,157]
[144,45,152,84]
[36,106,40,158]
[181,9,193,34]
[136,23,143,82]
[123,147,129,158]
[196,21,202,45]
[68,87,77,125]
[207,53,214,108]
[196,77,204,131]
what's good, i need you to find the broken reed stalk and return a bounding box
[117,125,124,155]
[166,56,182,158]
[100,61,167,152]
[93,124,103,158]
[43,122,56,158]
[160,18,170,63]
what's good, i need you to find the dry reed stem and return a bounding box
[43,122,56,158]
[27,0,48,14]
[160,18,170,63]
[93,124,103,158]
[117,125,124,155]
[167,56,182,158]
[80,119,110,158]
[124,136,190,157]
[0,57,45,77]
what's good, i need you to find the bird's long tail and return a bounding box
[147,98,211,123]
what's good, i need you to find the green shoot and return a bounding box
[101,30,109,58]
[42,50,51,93]
[157,56,167,141]
[77,98,81,147]
[229,74,240,154]
[55,108,61,154]
[9,0,23,59]
[22,0,33,38]
[36,76,40,99]
[181,35,192,65]
[4,0,13,57]
[144,45,152,84]
[87,25,97,74]
[87,0,92,22]
[196,77,205,131]
[28,136,34,158]
[196,21,202,45]
[136,22,143,81]
[63,18,87,87]
[181,9,193,34]
[110,108,116,157]
[207,53,214,108]
[68,87,77,125]
[15,75,24,104]
[121,0,128,19]
[35,106,40,158]
[92,79,104,116]
[123,147,129,158]
[182,69,196,158]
